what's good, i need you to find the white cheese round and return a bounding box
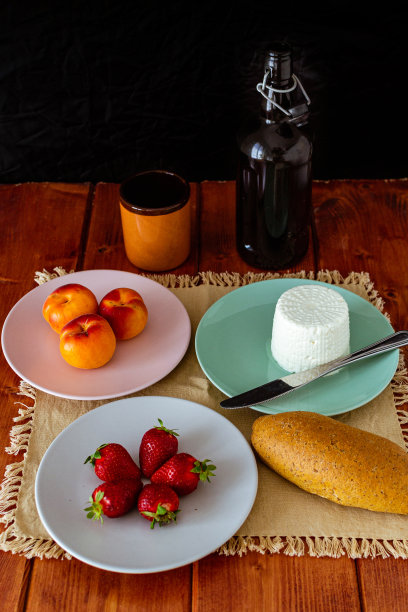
[271,285,350,372]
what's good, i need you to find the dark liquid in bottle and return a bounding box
[236,152,312,269]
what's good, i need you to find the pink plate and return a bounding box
[1,270,191,400]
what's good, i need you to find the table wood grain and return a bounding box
[0,178,407,611]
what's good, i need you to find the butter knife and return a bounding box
[220,330,408,409]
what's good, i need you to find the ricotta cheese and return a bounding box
[271,285,350,372]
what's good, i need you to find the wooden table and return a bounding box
[1,179,408,611]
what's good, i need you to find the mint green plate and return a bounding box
[195,279,399,416]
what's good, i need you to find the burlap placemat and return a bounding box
[1,269,408,560]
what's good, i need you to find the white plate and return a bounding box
[35,396,258,573]
[1,270,191,400]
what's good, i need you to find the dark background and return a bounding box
[0,1,406,184]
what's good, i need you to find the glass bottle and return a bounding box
[236,42,313,269]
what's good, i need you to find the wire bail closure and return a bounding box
[256,68,311,121]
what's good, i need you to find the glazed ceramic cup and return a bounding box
[119,170,191,271]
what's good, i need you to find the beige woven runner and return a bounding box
[1,269,408,560]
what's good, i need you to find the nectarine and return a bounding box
[43,283,98,334]
[98,287,148,340]
[59,314,116,369]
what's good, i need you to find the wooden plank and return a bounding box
[357,558,408,612]
[0,182,92,280]
[20,182,193,610]
[313,178,408,612]
[312,178,408,329]
[26,558,191,612]
[194,552,360,612]
[82,182,199,274]
[0,555,31,612]
[194,180,359,611]
[0,183,92,611]
[199,181,316,274]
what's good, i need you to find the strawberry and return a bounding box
[150,452,216,495]
[84,443,141,482]
[84,479,142,523]
[139,418,179,478]
[137,483,180,529]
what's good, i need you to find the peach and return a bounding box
[98,287,148,340]
[59,314,116,369]
[43,283,98,334]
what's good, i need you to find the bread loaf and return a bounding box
[251,411,408,514]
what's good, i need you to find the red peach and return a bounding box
[98,287,148,340]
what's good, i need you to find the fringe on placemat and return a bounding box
[0,381,70,560]
[34,267,312,288]
[34,266,75,285]
[393,355,408,448]
[34,267,378,291]
[33,266,386,300]
[0,524,68,560]
[3,267,408,560]
[217,535,408,559]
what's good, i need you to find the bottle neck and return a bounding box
[260,44,293,124]
[261,89,293,124]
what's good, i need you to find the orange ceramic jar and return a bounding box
[119,171,191,271]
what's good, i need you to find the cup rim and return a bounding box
[119,170,190,216]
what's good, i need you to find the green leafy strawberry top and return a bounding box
[85,491,105,524]
[191,459,216,482]
[84,443,108,466]
[141,504,180,529]
[154,418,179,437]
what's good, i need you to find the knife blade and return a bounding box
[219,330,408,409]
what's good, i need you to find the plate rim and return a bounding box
[1,269,191,400]
[35,395,259,573]
[195,278,398,416]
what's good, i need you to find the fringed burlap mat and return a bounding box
[1,269,408,561]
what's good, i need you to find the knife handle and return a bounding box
[326,330,408,373]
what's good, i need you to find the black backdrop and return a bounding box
[0,2,406,184]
